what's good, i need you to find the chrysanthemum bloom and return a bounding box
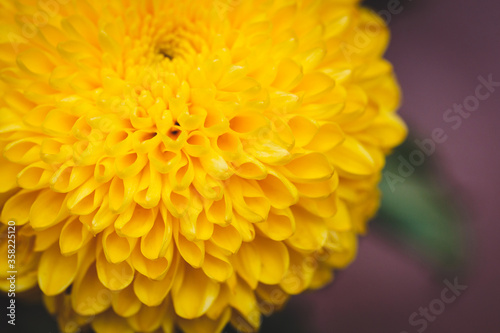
[0,0,406,332]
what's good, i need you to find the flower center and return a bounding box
[154,28,202,61]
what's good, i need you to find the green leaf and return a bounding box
[376,138,468,273]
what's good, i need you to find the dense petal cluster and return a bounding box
[0,0,406,332]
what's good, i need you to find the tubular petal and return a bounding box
[256,208,296,241]
[329,136,376,176]
[112,284,142,317]
[211,224,242,254]
[175,226,205,268]
[233,242,261,289]
[1,190,39,225]
[92,311,135,333]
[72,264,112,316]
[287,206,328,252]
[178,308,232,333]
[131,244,172,280]
[229,279,260,332]
[38,243,78,296]
[127,301,169,333]
[257,171,298,209]
[102,227,137,264]
[172,265,221,319]
[30,190,69,229]
[281,152,334,182]
[253,237,289,284]
[115,204,156,238]
[141,211,172,260]
[35,222,65,252]
[96,251,135,291]
[1,160,24,192]
[202,243,234,282]
[133,254,179,307]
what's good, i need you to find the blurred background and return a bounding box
[259,0,500,332]
[3,0,499,332]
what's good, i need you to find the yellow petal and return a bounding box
[133,254,179,307]
[233,242,260,289]
[287,206,328,252]
[140,210,172,260]
[115,204,155,238]
[184,131,211,157]
[17,48,55,75]
[325,198,352,231]
[130,244,172,280]
[92,311,134,333]
[361,112,407,149]
[304,122,345,152]
[3,138,41,164]
[66,178,104,215]
[1,190,39,225]
[329,136,376,176]
[323,230,358,268]
[102,227,137,264]
[112,284,142,317]
[115,152,148,179]
[17,162,53,190]
[256,207,295,241]
[105,130,134,157]
[299,194,338,219]
[30,190,69,229]
[194,210,215,241]
[202,242,233,282]
[51,165,94,193]
[287,115,317,147]
[174,224,205,268]
[34,222,64,252]
[94,157,115,183]
[230,179,270,223]
[134,164,162,209]
[89,199,118,234]
[229,279,260,331]
[199,151,232,181]
[280,152,334,182]
[233,156,268,180]
[178,308,231,333]
[229,112,268,135]
[292,72,335,103]
[272,58,302,90]
[231,214,255,242]
[96,251,134,291]
[108,176,139,214]
[38,243,78,296]
[42,109,79,135]
[41,138,74,164]
[294,174,338,199]
[280,249,316,295]
[295,47,326,73]
[257,171,298,209]
[211,224,242,254]
[0,159,24,192]
[126,301,168,333]
[254,237,289,284]
[205,194,232,226]
[72,264,112,316]
[172,265,220,319]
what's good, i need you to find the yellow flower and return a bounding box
[0,0,406,332]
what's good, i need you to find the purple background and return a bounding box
[271,0,500,332]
